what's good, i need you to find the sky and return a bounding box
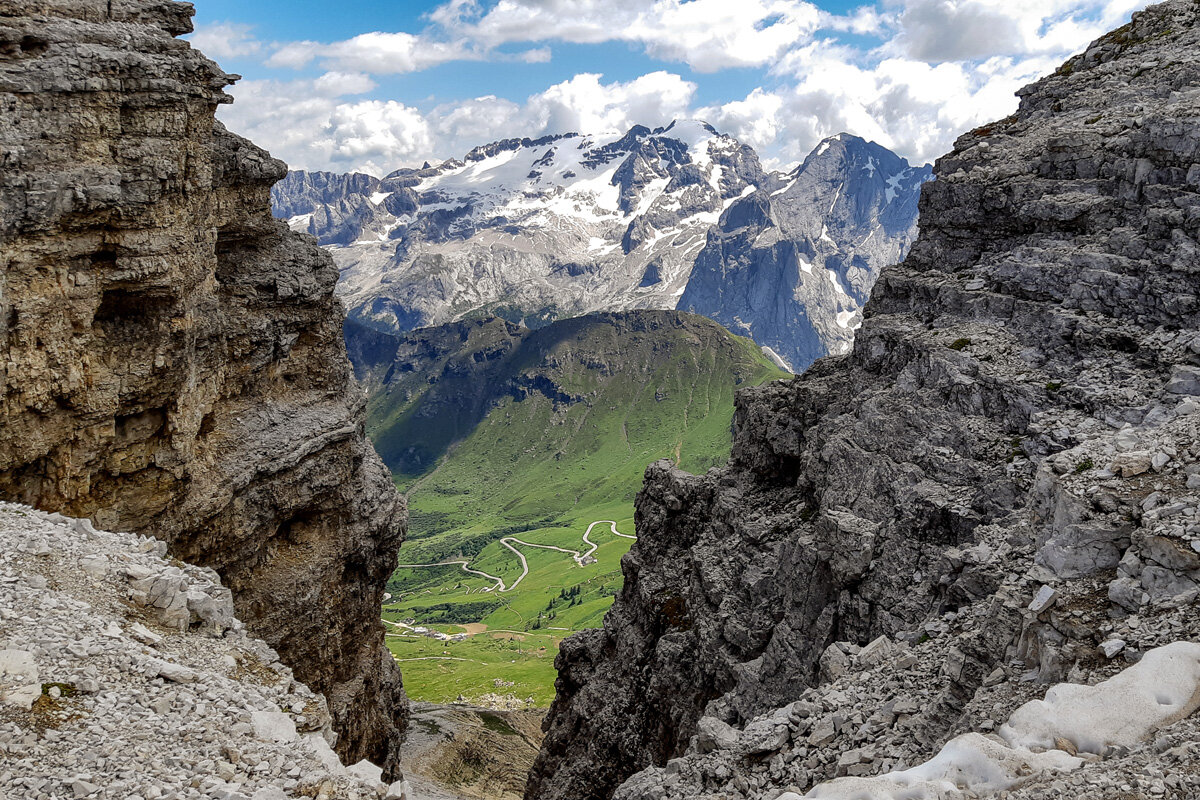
[188,0,1153,176]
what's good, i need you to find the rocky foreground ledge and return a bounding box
[0,503,407,800]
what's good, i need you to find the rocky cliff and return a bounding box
[0,0,406,777]
[528,2,1200,798]
[679,135,930,369]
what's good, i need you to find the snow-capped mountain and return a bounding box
[272,121,931,371]
[680,133,933,368]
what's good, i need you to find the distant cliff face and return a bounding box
[272,127,927,372]
[528,2,1200,799]
[0,0,406,777]
[678,135,930,370]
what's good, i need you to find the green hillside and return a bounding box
[348,310,788,705]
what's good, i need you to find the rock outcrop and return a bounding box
[0,0,406,777]
[528,2,1200,799]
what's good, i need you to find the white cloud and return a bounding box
[438,0,824,72]
[212,0,1159,174]
[704,0,1154,167]
[188,22,262,61]
[219,73,431,176]
[320,101,436,171]
[698,88,784,153]
[219,71,695,175]
[312,71,377,96]
[525,72,697,136]
[516,47,553,64]
[266,31,479,74]
[708,42,1065,168]
[884,0,1148,62]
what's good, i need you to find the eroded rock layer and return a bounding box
[0,0,406,776]
[528,3,1200,799]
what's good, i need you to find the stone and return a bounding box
[856,635,896,667]
[819,643,850,682]
[153,660,198,684]
[1166,366,1200,396]
[72,779,100,798]
[1101,639,1126,659]
[251,790,288,800]
[384,780,411,800]
[251,711,298,744]
[0,649,40,709]
[1029,585,1058,614]
[79,554,109,580]
[696,717,740,753]
[807,717,837,747]
[130,623,164,646]
[1110,452,1154,478]
[346,759,384,785]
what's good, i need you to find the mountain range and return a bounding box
[350,311,785,707]
[272,122,932,371]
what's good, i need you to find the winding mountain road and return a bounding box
[394,520,634,594]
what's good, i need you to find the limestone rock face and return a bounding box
[527,2,1200,799]
[0,0,406,777]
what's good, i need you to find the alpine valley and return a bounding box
[272,124,925,714]
[6,4,1200,800]
[348,310,786,710]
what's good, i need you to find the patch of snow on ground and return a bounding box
[885,169,910,203]
[707,163,725,193]
[788,641,1200,800]
[1001,640,1200,755]
[798,255,813,275]
[761,346,793,372]
[836,310,857,329]
[287,213,312,232]
[720,186,755,211]
[772,177,797,197]
[826,269,849,298]
[820,225,836,246]
[827,181,843,214]
[864,156,876,177]
[369,191,392,205]
[632,177,671,217]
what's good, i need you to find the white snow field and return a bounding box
[788,641,1200,800]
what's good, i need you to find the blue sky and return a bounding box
[187,0,1151,176]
